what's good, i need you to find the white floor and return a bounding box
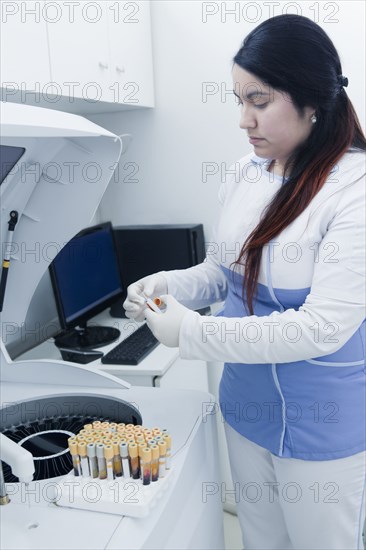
[223,511,243,550]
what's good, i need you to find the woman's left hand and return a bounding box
[144,294,190,347]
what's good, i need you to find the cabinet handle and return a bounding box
[99,62,109,70]
[116,66,125,74]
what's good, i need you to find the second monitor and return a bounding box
[111,224,205,317]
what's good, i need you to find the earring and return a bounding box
[311,114,317,124]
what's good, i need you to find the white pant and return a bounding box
[224,422,366,550]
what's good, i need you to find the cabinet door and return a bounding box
[155,358,209,392]
[0,2,51,90]
[47,2,112,102]
[107,1,154,107]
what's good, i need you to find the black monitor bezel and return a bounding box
[49,221,124,331]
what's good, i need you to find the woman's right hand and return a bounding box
[123,273,168,322]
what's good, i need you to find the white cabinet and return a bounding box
[107,1,155,107]
[154,358,209,393]
[0,2,51,92]
[47,2,112,103]
[0,1,154,111]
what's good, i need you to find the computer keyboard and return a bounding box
[101,323,159,365]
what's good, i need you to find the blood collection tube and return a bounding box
[78,442,90,477]
[138,443,146,480]
[68,440,81,476]
[120,442,130,478]
[153,297,163,307]
[104,444,114,481]
[129,443,139,479]
[158,441,166,477]
[101,422,110,431]
[87,443,98,479]
[163,434,172,469]
[151,444,159,482]
[96,443,107,479]
[112,441,122,477]
[142,448,152,485]
[109,423,117,432]
[158,440,166,478]
[92,421,101,430]
[83,424,93,431]
[145,296,162,313]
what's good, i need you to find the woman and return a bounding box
[124,14,366,550]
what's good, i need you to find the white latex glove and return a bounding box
[123,273,168,322]
[144,294,190,347]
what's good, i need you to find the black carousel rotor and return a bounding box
[0,395,142,482]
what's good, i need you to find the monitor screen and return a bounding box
[49,222,123,349]
[0,145,26,185]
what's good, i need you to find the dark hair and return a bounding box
[232,14,366,315]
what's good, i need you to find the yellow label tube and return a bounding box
[112,441,122,477]
[151,444,159,482]
[142,447,152,485]
[129,443,139,479]
[68,440,81,476]
[138,443,146,480]
[104,444,114,481]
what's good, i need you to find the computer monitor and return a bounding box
[0,144,26,185]
[49,222,123,349]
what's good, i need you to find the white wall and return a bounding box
[89,0,365,241]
